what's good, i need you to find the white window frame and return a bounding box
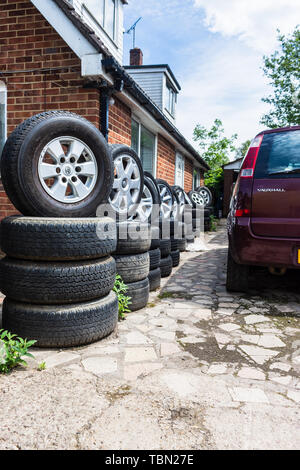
[71,0,118,43]
[165,81,176,118]
[175,152,185,187]
[0,81,7,157]
[193,169,201,190]
[131,117,157,177]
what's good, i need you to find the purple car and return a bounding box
[227,125,300,292]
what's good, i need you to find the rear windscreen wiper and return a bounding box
[268,169,300,175]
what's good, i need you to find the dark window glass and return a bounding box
[255,130,300,179]
[131,119,139,154]
[141,126,155,174]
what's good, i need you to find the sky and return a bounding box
[123,0,300,155]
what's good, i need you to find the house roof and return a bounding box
[124,64,182,91]
[52,0,209,171]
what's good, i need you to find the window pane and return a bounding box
[141,126,155,174]
[131,120,139,154]
[255,131,300,179]
[0,89,6,156]
[175,153,184,187]
[105,0,115,39]
[84,0,104,26]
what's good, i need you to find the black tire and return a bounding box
[159,216,179,238]
[1,111,113,218]
[188,190,205,208]
[171,250,180,268]
[0,216,117,261]
[126,278,150,312]
[226,249,249,292]
[171,239,179,252]
[195,186,213,207]
[171,187,180,221]
[178,239,187,252]
[150,225,160,250]
[192,206,204,219]
[160,255,173,278]
[109,145,144,217]
[116,222,151,255]
[148,268,161,292]
[149,248,161,270]
[114,252,149,283]
[156,179,174,220]
[160,239,171,257]
[0,256,116,305]
[187,234,195,244]
[144,172,161,223]
[2,292,118,348]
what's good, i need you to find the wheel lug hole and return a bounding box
[62,177,67,184]
[70,157,76,164]
[71,176,77,183]
[75,166,81,173]
[60,157,66,164]
[56,168,61,174]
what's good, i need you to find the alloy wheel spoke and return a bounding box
[47,141,65,163]
[50,179,67,200]
[78,161,97,177]
[39,163,58,179]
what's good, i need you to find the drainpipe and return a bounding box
[100,88,110,142]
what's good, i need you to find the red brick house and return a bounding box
[0,0,209,219]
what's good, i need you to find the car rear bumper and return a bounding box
[228,217,300,269]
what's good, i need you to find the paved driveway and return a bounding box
[0,222,299,450]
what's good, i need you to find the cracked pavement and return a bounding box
[0,221,299,450]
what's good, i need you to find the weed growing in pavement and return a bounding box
[210,215,218,232]
[113,274,132,321]
[38,362,46,371]
[0,330,36,374]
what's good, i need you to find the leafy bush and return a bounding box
[113,274,132,321]
[0,330,36,374]
[210,215,218,232]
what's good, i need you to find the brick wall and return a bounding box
[108,97,132,146]
[156,135,175,185]
[184,158,193,193]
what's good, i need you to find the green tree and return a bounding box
[193,119,237,195]
[235,140,251,160]
[261,27,300,128]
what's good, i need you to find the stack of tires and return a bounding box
[188,190,205,238]
[156,179,175,278]
[148,226,162,292]
[0,217,118,348]
[108,149,156,306]
[0,111,120,347]
[193,186,214,231]
[113,222,151,312]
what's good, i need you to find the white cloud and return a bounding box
[176,40,270,148]
[194,0,300,53]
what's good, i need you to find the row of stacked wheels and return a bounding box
[0,111,213,348]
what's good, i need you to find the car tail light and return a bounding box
[235,209,250,217]
[240,135,263,178]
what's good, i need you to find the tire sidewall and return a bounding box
[18,116,113,217]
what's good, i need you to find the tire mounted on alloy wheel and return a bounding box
[1,111,113,217]
[109,145,144,217]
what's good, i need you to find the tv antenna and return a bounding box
[124,17,142,49]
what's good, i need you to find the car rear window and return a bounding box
[255,130,300,179]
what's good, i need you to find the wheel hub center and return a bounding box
[63,165,73,177]
[122,178,129,189]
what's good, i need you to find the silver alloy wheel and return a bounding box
[109,154,141,215]
[38,136,98,204]
[129,184,153,223]
[174,188,185,217]
[158,183,173,219]
[198,188,211,206]
[191,192,205,207]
